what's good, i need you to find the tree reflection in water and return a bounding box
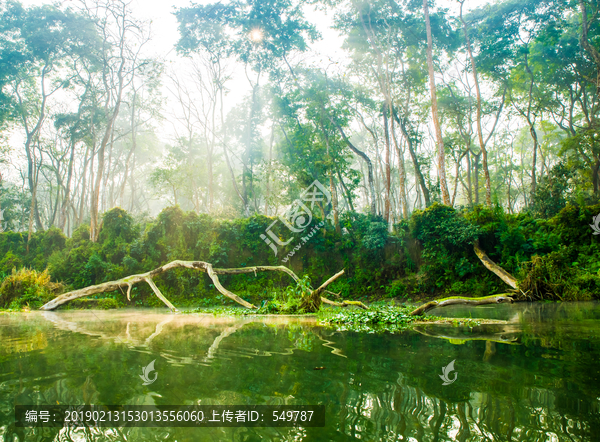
[0,305,599,441]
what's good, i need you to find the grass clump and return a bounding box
[184,306,250,316]
[0,268,63,310]
[97,298,120,309]
[251,275,313,314]
[517,253,600,301]
[60,297,122,310]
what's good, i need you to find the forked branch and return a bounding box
[39,261,356,312]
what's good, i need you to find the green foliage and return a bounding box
[0,250,23,276]
[361,221,388,252]
[518,252,600,301]
[411,203,480,250]
[410,203,482,292]
[385,280,407,298]
[530,162,576,218]
[98,298,122,309]
[257,275,313,314]
[59,297,122,310]
[176,0,319,73]
[3,200,600,310]
[0,268,61,309]
[466,205,536,274]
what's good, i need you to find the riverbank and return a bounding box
[1,203,599,312]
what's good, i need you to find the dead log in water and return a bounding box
[409,295,514,316]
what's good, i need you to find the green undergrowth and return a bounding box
[58,298,123,310]
[1,201,598,310]
[183,305,312,316]
[0,268,62,310]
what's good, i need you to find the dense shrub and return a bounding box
[529,162,575,219]
[0,268,62,309]
[1,201,599,309]
[410,203,483,292]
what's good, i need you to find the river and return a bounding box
[1,302,599,441]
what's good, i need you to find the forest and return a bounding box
[3,1,600,440]
[0,0,599,311]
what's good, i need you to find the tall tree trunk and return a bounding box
[120,88,138,206]
[208,88,218,213]
[507,168,513,213]
[390,113,408,218]
[242,81,259,217]
[579,0,600,101]
[91,77,125,241]
[59,86,88,231]
[59,141,76,231]
[90,136,106,241]
[89,0,133,241]
[383,108,392,223]
[330,117,377,215]
[27,188,37,252]
[79,146,91,225]
[396,116,431,207]
[423,0,450,205]
[15,73,48,231]
[466,149,473,204]
[460,1,492,206]
[529,121,539,198]
[473,151,480,204]
[320,120,340,233]
[329,171,340,233]
[220,86,245,208]
[104,129,115,211]
[337,167,355,212]
[376,145,385,214]
[592,158,600,196]
[129,153,136,212]
[264,123,275,215]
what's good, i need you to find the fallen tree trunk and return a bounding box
[410,295,514,316]
[321,298,369,309]
[473,239,517,289]
[39,261,355,312]
[300,270,346,312]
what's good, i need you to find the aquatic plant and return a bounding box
[319,305,443,333]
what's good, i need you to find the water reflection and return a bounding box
[0,304,599,441]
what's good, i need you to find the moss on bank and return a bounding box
[57,298,122,310]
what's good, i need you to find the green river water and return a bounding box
[1,303,599,441]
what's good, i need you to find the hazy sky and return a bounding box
[17,0,346,67]
[14,0,490,148]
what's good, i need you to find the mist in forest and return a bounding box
[1,0,598,241]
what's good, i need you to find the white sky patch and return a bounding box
[14,0,490,145]
[8,0,494,193]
